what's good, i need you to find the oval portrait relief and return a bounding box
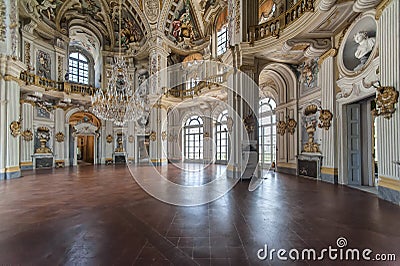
[341,15,377,73]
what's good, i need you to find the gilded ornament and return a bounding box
[36,127,52,153]
[10,117,22,137]
[162,131,167,140]
[304,104,318,116]
[303,121,320,153]
[22,129,33,141]
[286,118,297,135]
[318,108,333,130]
[115,133,124,152]
[150,131,156,141]
[372,86,399,119]
[106,134,113,143]
[55,132,65,142]
[277,121,287,136]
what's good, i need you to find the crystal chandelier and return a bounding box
[91,0,148,126]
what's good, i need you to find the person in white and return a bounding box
[353,31,375,71]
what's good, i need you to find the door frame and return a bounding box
[73,134,98,166]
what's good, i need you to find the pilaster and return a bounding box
[319,53,338,183]
[20,102,34,169]
[376,0,400,205]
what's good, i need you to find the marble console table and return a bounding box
[32,153,54,169]
[113,152,127,164]
[297,153,323,179]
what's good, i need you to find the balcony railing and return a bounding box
[20,71,97,97]
[165,73,227,99]
[248,0,315,43]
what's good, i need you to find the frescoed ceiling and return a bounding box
[20,0,149,52]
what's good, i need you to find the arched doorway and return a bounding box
[68,112,101,166]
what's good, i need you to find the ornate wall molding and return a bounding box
[0,0,6,42]
[375,0,392,20]
[353,0,381,13]
[318,48,337,66]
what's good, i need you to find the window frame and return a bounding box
[184,116,204,161]
[259,98,276,167]
[215,110,229,163]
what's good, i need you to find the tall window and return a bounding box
[259,98,276,166]
[217,26,228,56]
[184,116,204,160]
[69,52,89,85]
[216,110,229,162]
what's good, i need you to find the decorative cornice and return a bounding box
[375,0,393,20]
[318,48,338,65]
[283,38,331,58]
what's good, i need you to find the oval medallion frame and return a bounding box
[338,11,378,77]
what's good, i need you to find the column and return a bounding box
[20,102,34,169]
[104,120,113,164]
[149,104,168,166]
[54,108,66,167]
[126,120,135,163]
[148,37,169,166]
[319,51,338,183]
[376,0,400,204]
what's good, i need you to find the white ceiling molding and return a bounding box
[318,0,337,11]
[282,38,331,58]
[353,0,381,12]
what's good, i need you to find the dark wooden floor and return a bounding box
[0,164,399,265]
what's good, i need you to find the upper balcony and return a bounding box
[248,0,315,44]
[20,71,97,100]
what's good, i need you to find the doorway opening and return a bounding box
[137,135,150,163]
[77,135,95,165]
[346,97,377,193]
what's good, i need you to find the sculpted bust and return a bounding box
[353,31,375,70]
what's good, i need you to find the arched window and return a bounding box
[184,116,204,160]
[259,98,276,167]
[69,52,89,85]
[216,7,228,56]
[215,110,229,162]
[217,26,228,56]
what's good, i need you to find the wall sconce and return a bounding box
[277,121,286,136]
[371,82,398,119]
[318,107,333,130]
[10,117,22,137]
